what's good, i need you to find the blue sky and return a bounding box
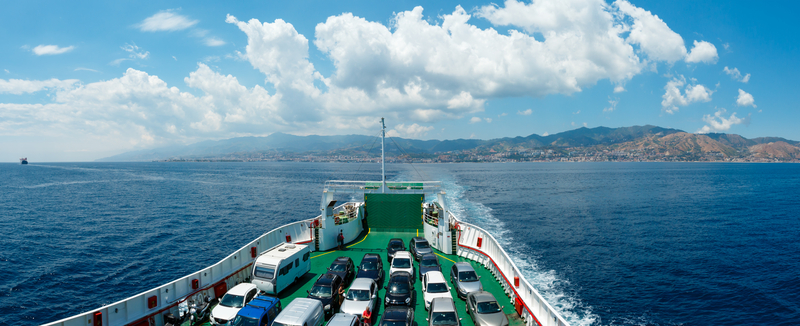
[2,0,798,161]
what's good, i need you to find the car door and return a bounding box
[246,289,257,304]
[467,295,476,316]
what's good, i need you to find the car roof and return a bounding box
[424,271,446,283]
[467,291,496,302]
[350,278,375,290]
[315,273,341,286]
[328,313,359,326]
[430,297,456,312]
[238,304,267,319]
[394,251,412,259]
[276,298,321,324]
[389,271,412,282]
[382,306,412,320]
[227,283,258,295]
[250,295,280,307]
[421,253,438,261]
[412,237,427,242]
[362,253,381,260]
[334,256,351,263]
[454,262,475,271]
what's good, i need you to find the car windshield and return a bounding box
[427,283,448,293]
[392,258,411,268]
[361,260,378,271]
[477,301,502,314]
[232,315,260,326]
[309,285,332,298]
[388,282,410,294]
[254,265,275,280]
[330,263,347,272]
[430,312,458,325]
[458,271,478,282]
[420,258,438,268]
[390,242,404,250]
[273,322,292,326]
[416,241,430,249]
[381,321,408,326]
[220,294,245,308]
[346,289,371,301]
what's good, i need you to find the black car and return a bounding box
[357,253,385,286]
[307,273,344,319]
[379,306,415,326]
[384,271,414,307]
[387,238,406,262]
[328,256,355,286]
[418,253,442,281]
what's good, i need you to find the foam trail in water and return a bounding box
[397,168,599,326]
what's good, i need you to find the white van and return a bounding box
[252,243,311,294]
[273,298,323,326]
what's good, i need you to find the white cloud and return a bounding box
[32,45,75,56]
[614,0,687,63]
[74,67,99,73]
[122,43,149,59]
[685,40,718,64]
[661,76,712,114]
[542,132,549,136]
[613,85,626,93]
[137,10,198,32]
[469,117,483,124]
[697,108,747,133]
[517,109,532,115]
[583,122,587,127]
[723,66,750,83]
[498,112,508,117]
[573,110,580,115]
[4,69,9,74]
[485,118,492,123]
[604,97,619,112]
[387,123,434,138]
[0,78,79,94]
[204,37,226,46]
[736,89,756,107]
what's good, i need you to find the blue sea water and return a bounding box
[1,162,798,325]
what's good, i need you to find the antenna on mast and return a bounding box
[381,117,386,194]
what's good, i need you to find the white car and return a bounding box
[390,251,415,282]
[422,271,451,310]
[340,278,379,321]
[210,283,259,325]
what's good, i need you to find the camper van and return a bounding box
[252,243,311,294]
[272,298,323,326]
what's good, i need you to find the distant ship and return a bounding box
[20,157,28,164]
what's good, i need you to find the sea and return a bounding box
[1,162,798,326]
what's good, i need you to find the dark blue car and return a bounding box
[357,253,385,286]
[418,253,441,281]
[231,295,282,326]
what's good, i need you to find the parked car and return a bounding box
[427,298,461,326]
[378,306,414,326]
[418,254,441,281]
[326,313,361,326]
[340,278,379,322]
[465,291,508,326]
[308,273,345,319]
[356,253,385,287]
[449,262,482,300]
[389,252,414,282]
[231,295,282,326]
[211,283,260,325]
[384,271,414,307]
[409,237,432,261]
[386,239,406,262]
[328,257,356,287]
[421,271,451,311]
[273,298,324,326]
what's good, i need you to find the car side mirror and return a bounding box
[501,306,504,310]
[306,290,310,294]
[372,295,377,299]
[425,318,429,321]
[478,276,481,279]
[459,318,463,321]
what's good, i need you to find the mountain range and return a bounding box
[97,125,800,162]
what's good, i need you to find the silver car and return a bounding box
[427,297,461,326]
[327,313,361,326]
[449,262,482,300]
[340,278,379,320]
[465,291,508,326]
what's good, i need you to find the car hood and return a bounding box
[385,291,411,303]
[419,266,440,276]
[211,304,240,321]
[474,312,508,326]
[423,292,451,305]
[415,248,432,256]
[458,281,482,293]
[341,300,370,316]
[357,270,380,280]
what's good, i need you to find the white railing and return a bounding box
[43,219,316,326]
[452,212,569,326]
[323,180,441,194]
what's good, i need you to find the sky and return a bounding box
[2,0,798,162]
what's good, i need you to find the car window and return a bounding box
[309,285,332,298]
[427,283,448,293]
[477,301,502,314]
[430,312,458,325]
[392,258,411,268]
[361,260,379,271]
[330,263,347,271]
[346,289,371,301]
[421,258,438,268]
[246,289,256,301]
[388,281,410,294]
[417,241,429,249]
[268,306,278,321]
[219,294,245,308]
[458,271,478,282]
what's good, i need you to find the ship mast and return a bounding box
[381,117,386,194]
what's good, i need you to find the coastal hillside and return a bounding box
[97,125,800,162]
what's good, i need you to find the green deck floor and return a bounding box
[273,229,525,326]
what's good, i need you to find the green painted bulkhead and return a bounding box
[363,193,424,231]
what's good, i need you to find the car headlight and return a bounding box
[385,297,390,303]
[325,304,331,311]
[404,297,410,304]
